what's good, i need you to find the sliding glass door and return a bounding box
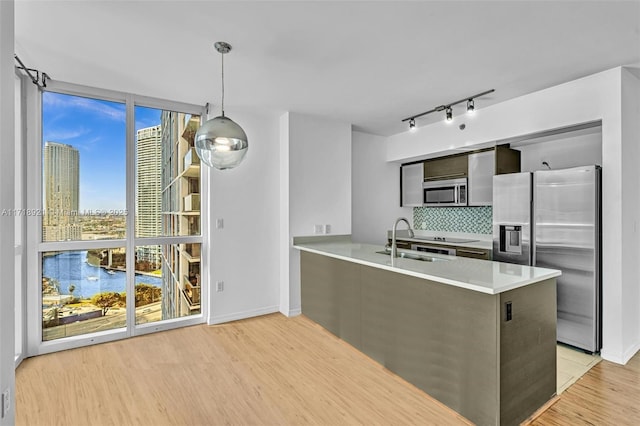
[27,82,207,355]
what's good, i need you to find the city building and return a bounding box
[159,111,202,319]
[42,141,81,241]
[135,125,162,266]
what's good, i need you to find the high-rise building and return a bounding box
[135,125,162,266]
[159,111,201,320]
[43,142,81,241]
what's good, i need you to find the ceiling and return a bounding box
[14,1,640,136]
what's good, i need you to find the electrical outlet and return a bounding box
[314,224,324,234]
[2,388,9,418]
[325,224,331,234]
[505,301,513,321]
[421,221,427,229]
[216,281,224,292]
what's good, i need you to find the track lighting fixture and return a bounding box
[466,99,475,113]
[401,89,494,129]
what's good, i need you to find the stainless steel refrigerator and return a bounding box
[492,165,601,353]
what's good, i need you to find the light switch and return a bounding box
[216,218,224,229]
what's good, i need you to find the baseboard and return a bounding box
[208,305,279,325]
[600,348,624,364]
[623,341,640,364]
[283,308,301,317]
[601,340,640,365]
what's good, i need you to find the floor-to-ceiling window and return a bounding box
[26,82,206,355]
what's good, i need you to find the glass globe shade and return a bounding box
[194,115,248,170]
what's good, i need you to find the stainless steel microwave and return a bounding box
[423,178,468,207]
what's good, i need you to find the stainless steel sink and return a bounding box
[375,250,448,262]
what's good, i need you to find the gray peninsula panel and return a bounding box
[300,250,556,426]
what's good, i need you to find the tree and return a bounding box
[90,292,122,316]
[135,283,161,307]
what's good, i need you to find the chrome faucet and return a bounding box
[391,217,414,259]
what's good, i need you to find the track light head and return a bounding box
[467,99,475,113]
[409,118,417,132]
[445,106,453,122]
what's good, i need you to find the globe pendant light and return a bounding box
[195,42,248,170]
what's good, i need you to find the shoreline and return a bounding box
[101,266,161,278]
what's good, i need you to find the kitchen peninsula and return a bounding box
[294,235,561,426]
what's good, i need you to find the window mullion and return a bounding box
[125,93,136,337]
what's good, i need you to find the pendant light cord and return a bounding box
[221,51,225,117]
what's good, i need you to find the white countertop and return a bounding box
[293,238,560,295]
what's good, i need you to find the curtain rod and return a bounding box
[14,54,50,88]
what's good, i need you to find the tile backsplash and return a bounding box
[413,206,493,234]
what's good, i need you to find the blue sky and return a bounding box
[42,92,161,210]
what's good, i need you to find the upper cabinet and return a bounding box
[468,150,494,206]
[400,162,424,207]
[494,145,521,175]
[468,146,520,206]
[423,154,468,181]
[400,146,520,208]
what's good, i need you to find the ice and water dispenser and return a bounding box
[499,225,523,255]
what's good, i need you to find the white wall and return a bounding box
[208,109,281,324]
[621,68,640,361]
[518,129,602,172]
[0,1,16,424]
[385,67,638,364]
[279,112,352,316]
[352,131,412,245]
[289,113,352,237]
[387,70,617,162]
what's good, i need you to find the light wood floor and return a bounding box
[15,313,640,425]
[16,314,471,426]
[533,347,640,425]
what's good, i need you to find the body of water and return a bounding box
[43,251,162,298]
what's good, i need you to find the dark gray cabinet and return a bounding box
[455,246,492,260]
[423,154,468,181]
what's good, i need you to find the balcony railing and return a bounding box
[182,276,201,309]
[183,148,200,177]
[184,243,201,259]
[183,193,200,212]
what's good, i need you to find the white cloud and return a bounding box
[44,127,89,142]
[43,93,125,121]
